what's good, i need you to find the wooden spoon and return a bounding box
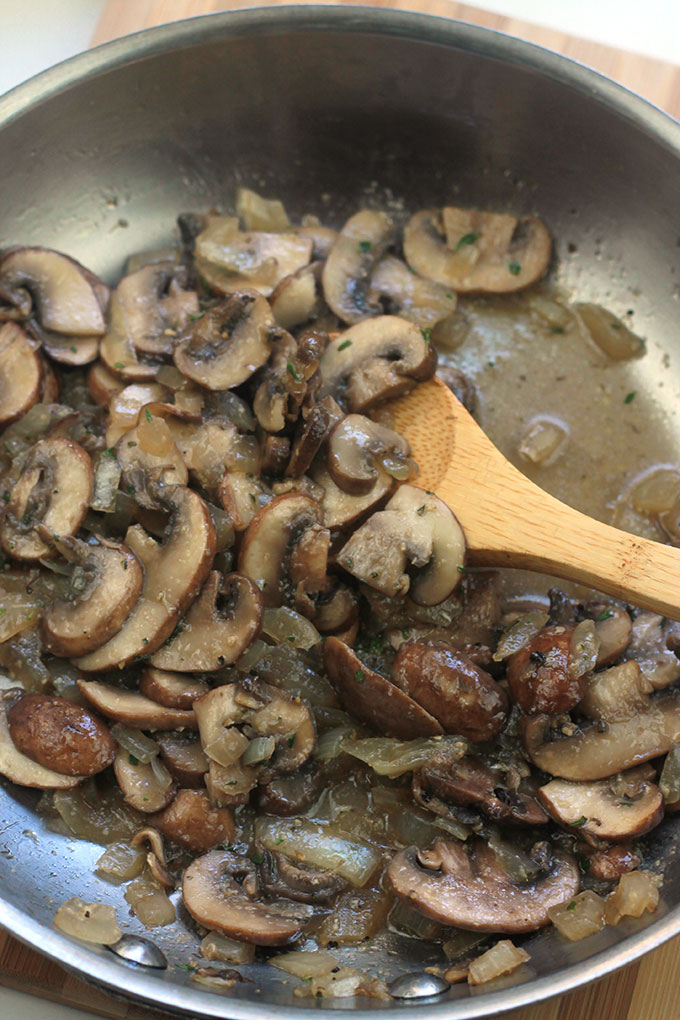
[390,376,680,619]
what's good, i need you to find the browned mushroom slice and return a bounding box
[522,692,680,780]
[415,753,547,827]
[113,747,176,813]
[77,680,198,730]
[194,216,312,297]
[579,661,653,723]
[156,732,208,787]
[270,262,323,329]
[0,323,42,425]
[257,761,324,817]
[35,326,100,366]
[174,290,273,390]
[238,493,329,607]
[139,668,209,708]
[0,693,84,790]
[337,485,466,606]
[111,262,198,357]
[322,637,442,739]
[219,472,270,531]
[7,692,116,777]
[253,329,305,433]
[0,247,107,334]
[0,437,93,561]
[318,316,436,412]
[506,624,584,715]
[149,789,235,853]
[327,414,412,495]
[259,850,346,905]
[322,210,396,323]
[403,208,551,294]
[538,767,664,847]
[369,255,457,328]
[73,485,216,671]
[261,435,291,477]
[40,532,143,657]
[39,357,60,403]
[392,642,508,742]
[150,572,263,672]
[182,850,307,945]
[313,581,359,636]
[310,462,394,530]
[87,361,125,406]
[387,839,579,934]
[286,396,344,478]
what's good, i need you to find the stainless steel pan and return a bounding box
[1,7,680,1017]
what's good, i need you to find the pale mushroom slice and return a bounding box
[403,207,551,293]
[150,571,263,672]
[238,493,329,608]
[322,637,443,739]
[219,472,271,531]
[0,322,42,425]
[174,290,273,390]
[182,850,307,945]
[39,530,143,657]
[387,838,579,934]
[522,691,680,781]
[586,601,632,667]
[538,767,664,847]
[31,323,100,366]
[77,680,198,730]
[87,361,126,406]
[270,262,323,330]
[317,316,437,412]
[99,281,160,382]
[327,414,412,495]
[294,223,338,260]
[139,668,209,709]
[579,661,653,723]
[322,210,396,323]
[109,262,198,357]
[369,255,457,328]
[338,485,466,606]
[0,693,85,790]
[73,485,216,671]
[113,747,176,813]
[310,462,394,530]
[150,788,235,853]
[236,187,290,231]
[0,437,93,561]
[0,246,107,335]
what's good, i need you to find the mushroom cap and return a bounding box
[322,210,396,324]
[0,692,84,790]
[150,571,263,672]
[156,732,208,788]
[318,316,436,413]
[327,414,411,496]
[111,262,198,357]
[506,624,583,715]
[387,838,579,933]
[311,462,394,530]
[259,850,346,905]
[150,789,235,854]
[77,679,198,730]
[0,322,42,426]
[0,246,107,335]
[173,290,273,391]
[323,636,443,739]
[369,254,457,328]
[270,261,322,330]
[7,692,115,777]
[182,850,306,945]
[139,668,209,709]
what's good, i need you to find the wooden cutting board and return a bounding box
[2,2,680,1018]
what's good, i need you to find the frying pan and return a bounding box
[1,7,680,1018]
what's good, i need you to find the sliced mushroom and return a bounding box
[0,323,42,425]
[310,462,394,530]
[261,436,290,477]
[586,602,632,667]
[219,472,271,531]
[392,642,508,742]
[626,612,680,690]
[369,255,457,327]
[286,396,344,478]
[318,316,436,412]
[313,581,359,636]
[40,532,143,657]
[0,692,84,789]
[110,262,198,357]
[39,356,60,403]
[73,485,216,670]
[388,838,578,933]
[506,624,584,715]
[522,691,680,780]
[7,692,116,777]
[182,850,307,945]
[149,788,235,853]
[257,761,324,816]
[322,637,443,739]
[130,827,175,889]
[270,262,323,329]
[139,668,209,708]
[579,661,653,723]
[114,405,190,487]
[174,419,258,493]
[327,414,412,495]
[30,321,99,366]
[150,572,263,672]
[77,680,198,730]
[294,223,338,260]
[322,210,396,323]
[403,208,551,293]
[104,382,171,447]
[253,329,306,433]
[581,844,642,882]
[538,767,664,847]
[238,493,329,608]
[337,485,466,605]
[87,361,125,406]
[259,850,346,904]
[0,437,93,561]
[113,747,176,813]
[0,246,107,334]
[174,290,273,390]
[194,216,312,297]
[156,732,209,787]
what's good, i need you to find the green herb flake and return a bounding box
[445,291,453,300]
[176,963,197,972]
[369,570,379,579]
[574,851,591,875]
[457,565,466,574]
[618,799,635,807]
[1,493,9,503]
[624,391,637,404]
[250,854,264,865]
[287,733,296,748]
[275,837,284,845]
[421,327,432,346]
[0,609,6,617]
[358,240,372,254]
[571,815,588,827]
[337,339,352,352]
[113,362,125,369]
[128,754,139,766]
[355,669,365,684]
[249,492,257,505]
[104,448,117,460]
[368,634,384,654]
[551,325,565,335]
[508,262,522,276]
[598,609,614,621]
[142,637,148,645]
[566,900,578,912]
[189,311,206,321]
[287,361,301,381]
[416,505,426,516]
[127,440,137,447]
[145,407,153,421]
[70,345,78,353]
[455,232,479,251]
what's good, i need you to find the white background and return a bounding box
[0,0,678,1017]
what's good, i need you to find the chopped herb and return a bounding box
[0,609,6,617]
[598,609,614,621]
[128,754,139,765]
[368,633,384,654]
[337,339,352,351]
[145,407,153,421]
[455,232,479,251]
[104,448,117,460]
[457,565,466,574]
[624,391,636,404]
[421,327,432,346]
[250,854,264,865]
[344,557,353,568]
[551,325,565,334]
[574,851,591,875]
[249,492,257,505]
[610,321,621,330]
[226,780,238,786]
[127,440,137,447]
[401,628,411,639]
[508,262,522,276]
[70,345,78,353]
[176,963,197,972]
[287,361,301,381]
[1,493,9,503]
[113,362,125,369]
[369,570,379,578]
[618,799,635,807]
[219,842,232,851]
[355,669,365,684]
[572,815,588,827]
[416,505,426,516]
[487,360,495,368]
[189,311,206,321]
[566,900,578,911]
[445,291,453,299]
[275,837,284,845]
[425,490,434,496]
[358,240,372,253]
[127,484,135,495]
[142,637,148,645]
[287,733,296,747]
[121,561,128,570]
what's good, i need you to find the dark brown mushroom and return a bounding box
[111,262,198,357]
[139,668,209,709]
[506,625,584,715]
[286,396,344,478]
[149,789,235,854]
[0,692,84,790]
[7,693,116,777]
[256,761,324,817]
[258,849,346,905]
[155,732,208,788]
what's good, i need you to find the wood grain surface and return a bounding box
[2,2,680,1018]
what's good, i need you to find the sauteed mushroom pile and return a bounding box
[0,189,676,995]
